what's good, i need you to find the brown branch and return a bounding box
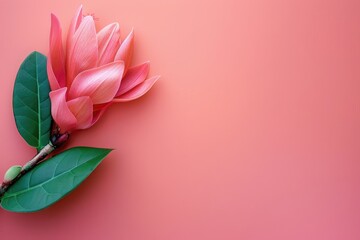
[0,132,69,198]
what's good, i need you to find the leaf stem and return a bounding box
[0,132,69,198]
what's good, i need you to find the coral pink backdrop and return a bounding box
[0,0,360,239]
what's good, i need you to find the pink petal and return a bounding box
[47,59,60,90]
[97,23,121,66]
[113,75,159,102]
[67,96,93,129]
[68,5,83,37]
[49,88,77,133]
[115,62,150,97]
[114,29,134,74]
[49,14,66,89]
[68,61,124,104]
[66,15,98,86]
[66,5,83,57]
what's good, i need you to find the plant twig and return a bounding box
[0,133,69,198]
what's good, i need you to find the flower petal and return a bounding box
[66,5,83,57]
[67,15,98,86]
[47,59,60,90]
[115,62,150,97]
[49,88,77,133]
[67,96,93,129]
[114,29,134,73]
[49,14,66,89]
[68,61,124,104]
[113,75,159,102]
[97,23,121,66]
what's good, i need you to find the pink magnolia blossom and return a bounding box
[47,5,159,133]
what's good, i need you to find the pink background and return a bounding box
[0,0,360,239]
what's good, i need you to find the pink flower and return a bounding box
[47,5,159,133]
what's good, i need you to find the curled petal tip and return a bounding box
[49,12,66,88]
[74,4,84,26]
[50,13,61,29]
[66,14,98,85]
[97,22,121,66]
[76,4,83,15]
[115,29,135,73]
[67,4,84,65]
[152,75,161,82]
[113,75,159,102]
[116,61,150,96]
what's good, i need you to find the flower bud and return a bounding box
[4,165,22,183]
[48,6,158,133]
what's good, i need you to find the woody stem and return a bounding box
[0,133,69,198]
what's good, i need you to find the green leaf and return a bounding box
[13,51,52,151]
[0,147,112,212]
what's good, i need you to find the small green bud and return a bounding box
[4,165,22,182]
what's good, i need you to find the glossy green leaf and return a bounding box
[0,147,112,212]
[13,51,52,151]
